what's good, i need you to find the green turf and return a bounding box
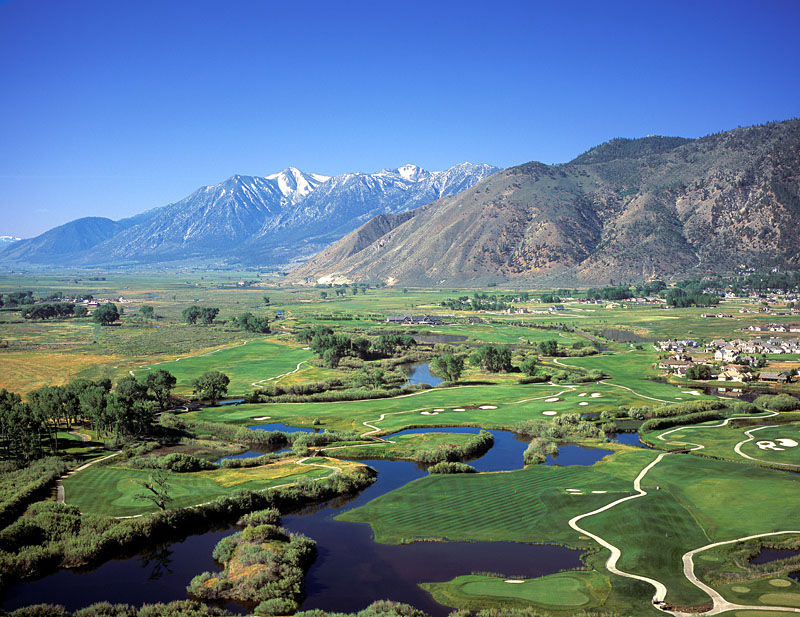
[422,571,611,611]
[130,337,313,397]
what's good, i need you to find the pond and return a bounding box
[545,444,613,466]
[750,546,800,564]
[610,432,645,447]
[1,428,600,616]
[400,363,443,387]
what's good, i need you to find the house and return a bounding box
[658,358,694,376]
[714,346,740,363]
[759,371,792,383]
[718,364,752,382]
[549,305,565,312]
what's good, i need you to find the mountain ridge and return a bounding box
[289,119,800,286]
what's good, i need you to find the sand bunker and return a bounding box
[545,397,560,403]
[542,411,557,416]
[253,416,272,420]
[504,580,525,584]
[590,393,601,398]
[578,393,587,397]
[566,488,581,492]
[689,390,701,395]
[453,408,466,412]
[591,490,607,494]
[479,405,498,410]
[579,402,589,406]
[433,408,445,412]
[420,411,439,416]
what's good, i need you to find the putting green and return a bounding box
[422,571,611,611]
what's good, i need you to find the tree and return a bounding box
[470,344,512,373]
[145,369,177,409]
[538,339,559,356]
[430,354,465,382]
[199,307,219,325]
[520,355,538,376]
[262,296,270,306]
[233,312,270,333]
[192,371,230,404]
[134,469,173,511]
[320,291,328,300]
[92,303,119,325]
[140,305,155,320]
[73,305,88,317]
[182,305,202,324]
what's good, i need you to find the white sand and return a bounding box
[578,393,587,397]
[591,490,607,494]
[453,408,466,412]
[566,488,581,492]
[542,411,557,416]
[434,408,445,412]
[590,393,601,398]
[253,416,271,420]
[579,402,589,406]
[302,347,311,350]
[479,405,498,410]
[421,411,439,416]
[545,397,560,402]
[688,390,701,395]
[504,580,525,584]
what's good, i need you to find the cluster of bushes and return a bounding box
[125,452,216,473]
[523,438,559,465]
[607,400,726,421]
[415,431,494,465]
[0,600,235,617]
[754,394,800,412]
[0,458,67,528]
[254,379,344,399]
[188,509,316,615]
[640,410,726,432]
[251,384,430,404]
[427,462,476,474]
[296,326,417,368]
[0,467,375,590]
[514,414,602,442]
[221,452,288,469]
[229,312,270,334]
[162,415,291,449]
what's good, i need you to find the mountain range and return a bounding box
[289,119,800,286]
[0,163,500,268]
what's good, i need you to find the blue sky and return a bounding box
[1,0,799,238]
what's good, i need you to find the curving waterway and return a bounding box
[1,427,612,615]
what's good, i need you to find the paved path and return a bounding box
[568,452,671,608]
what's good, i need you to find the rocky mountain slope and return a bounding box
[0,164,498,267]
[289,119,800,286]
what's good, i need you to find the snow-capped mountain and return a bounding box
[0,236,20,246]
[0,162,500,267]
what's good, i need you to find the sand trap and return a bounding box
[420,411,439,416]
[579,402,589,406]
[578,393,587,397]
[545,397,560,403]
[591,490,607,494]
[566,488,581,492]
[504,580,525,584]
[433,408,445,412]
[542,411,557,416]
[590,393,601,398]
[689,390,701,396]
[479,405,497,410]
[253,416,272,420]
[769,579,792,587]
[453,408,466,412]
[675,397,683,400]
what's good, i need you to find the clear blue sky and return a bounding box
[1,0,799,238]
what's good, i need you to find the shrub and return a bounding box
[428,462,476,474]
[754,394,800,412]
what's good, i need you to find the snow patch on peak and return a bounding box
[397,164,423,181]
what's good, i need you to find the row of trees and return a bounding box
[182,306,219,325]
[0,370,178,462]
[297,326,415,368]
[22,302,88,320]
[430,345,541,382]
